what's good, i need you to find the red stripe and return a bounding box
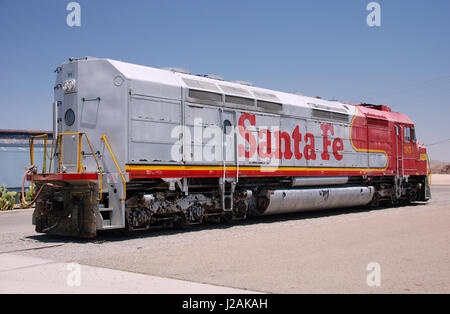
[28,173,99,182]
[127,168,399,180]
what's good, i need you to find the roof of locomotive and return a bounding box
[354,105,414,125]
[106,58,351,115]
[72,57,414,125]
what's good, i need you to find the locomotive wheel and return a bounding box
[370,193,381,208]
[121,220,134,237]
[221,212,233,224]
[407,190,417,204]
[121,228,133,237]
[175,214,190,230]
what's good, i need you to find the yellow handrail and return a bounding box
[58,132,103,201]
[101,135,126,201]
[57,132,82,173]
[82,133,103,201]
[29,134,49,174]
[29,132,103,201]
[28,134,50,196]
[48,138,55,173]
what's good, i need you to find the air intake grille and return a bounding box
[312,109,348,123]
[257,100,283,111]
[219,84,252,97]
[225,95,254,107]
[188,89,222,102]
[182,78,221,93]
[367,117,388,127]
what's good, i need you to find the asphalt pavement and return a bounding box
[1,179,449,293]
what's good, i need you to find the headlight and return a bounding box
[63,79,76,94]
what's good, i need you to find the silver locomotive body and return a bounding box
[28,57,429,237]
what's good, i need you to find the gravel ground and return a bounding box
[1,183,449,293]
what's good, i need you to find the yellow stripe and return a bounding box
[126,165,387,172]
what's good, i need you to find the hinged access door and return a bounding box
[395,124,404,176]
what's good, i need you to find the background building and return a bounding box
[0,130,53,192]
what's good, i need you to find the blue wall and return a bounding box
[0,140,50,192]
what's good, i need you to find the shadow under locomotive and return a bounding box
[26,200,429,244]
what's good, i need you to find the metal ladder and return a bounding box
[98,135,127,230]
[220,177,236,212]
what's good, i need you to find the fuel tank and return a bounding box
[251,186,375,215]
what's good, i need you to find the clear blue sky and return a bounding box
[1,0,449,160]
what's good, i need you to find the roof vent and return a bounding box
[163,67,191,75]
[68,57,91,62]
[232,80,254,86]
[198,74,224,81]
[360,103,392,112]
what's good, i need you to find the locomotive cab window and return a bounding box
[404,126,412,142]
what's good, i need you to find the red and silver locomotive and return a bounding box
[26,57,431,237]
